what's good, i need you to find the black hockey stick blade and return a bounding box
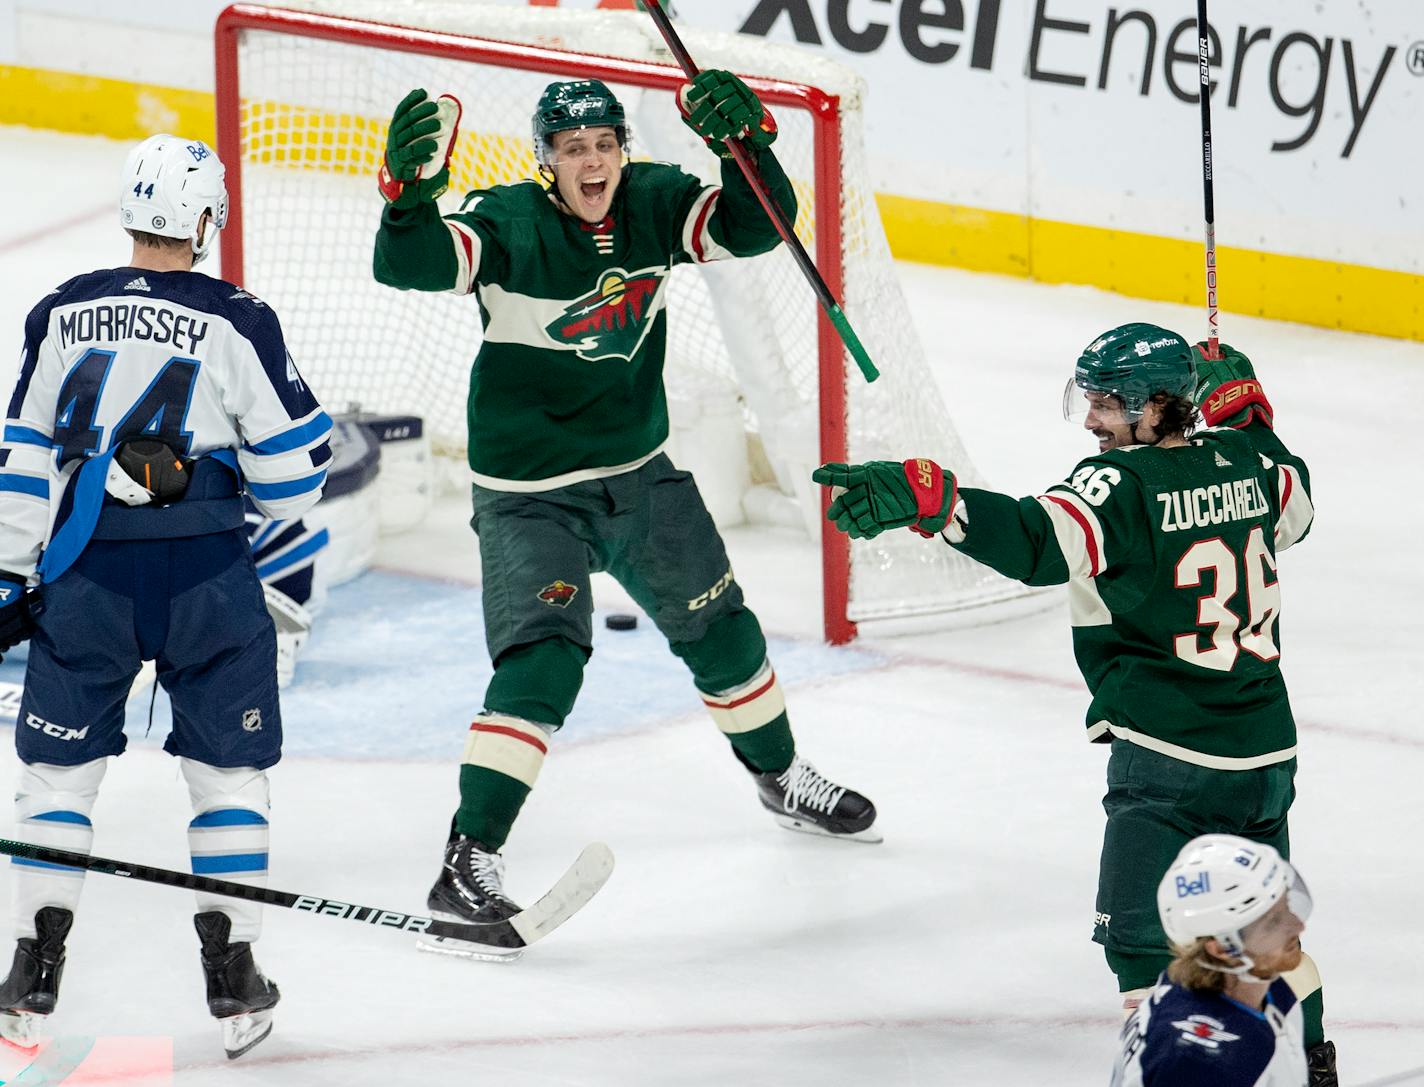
[0,837,614,949]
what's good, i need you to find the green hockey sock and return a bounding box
[726,711,795,775]
[484,636,588,727]
[1301,988,1325,1049]
[456,765,531,851]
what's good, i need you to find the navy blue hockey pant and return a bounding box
[17,529,281,768]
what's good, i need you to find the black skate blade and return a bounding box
[420,842,615,951]
[416,918,524,963]
[772,813,883,844]
[222,1008,274,1060]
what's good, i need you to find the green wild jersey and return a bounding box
[952,424,1314,768]
[373,155,794,488]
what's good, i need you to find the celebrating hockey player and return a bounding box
[0,134,332,1057]
[373,75,878,956]
[1112,834,1315,1085]
[813,327,1336,1083]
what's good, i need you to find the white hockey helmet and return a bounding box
[119,134,228,264]
[1157,834,1312,974]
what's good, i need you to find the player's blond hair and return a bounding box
[1165,938,1234,993]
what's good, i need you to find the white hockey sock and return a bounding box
[181,759,271,944]
[11,759,108,940]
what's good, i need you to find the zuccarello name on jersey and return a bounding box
[737,0,1400,157]
[1156,478,1270,533]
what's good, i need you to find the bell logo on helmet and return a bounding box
[1174,872,1210,897]
[186,143,210,162]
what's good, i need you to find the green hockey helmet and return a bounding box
[1064,322,1197,422]
[532,80,629,167]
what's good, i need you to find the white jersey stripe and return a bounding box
[446,219,482,295]
[681,187,734,264]
[1274,464,1312,551]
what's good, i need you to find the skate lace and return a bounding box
[777,757,845,816]
[464,846,510,902]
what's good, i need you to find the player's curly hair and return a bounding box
[1151,392,1200,438]
[1166,937,1234,993]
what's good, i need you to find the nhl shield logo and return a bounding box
[241,707,263,732]
[537,580,579,609]
[545,267,665,363]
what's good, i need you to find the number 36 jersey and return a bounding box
[0,268,331,580]
[952,424,1313,768]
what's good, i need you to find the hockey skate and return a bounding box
[749,754,881,843]
[0,907,72,1048]
[195,912,280,1060]
[418,833,527,963]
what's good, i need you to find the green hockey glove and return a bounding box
[1193,342,1274,429]
[378,89,463,209]
[813,459,957,540]
[677,70,778,159]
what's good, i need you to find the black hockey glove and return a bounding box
[0,572,43,657]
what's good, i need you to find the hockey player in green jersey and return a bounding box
[813,325,1337,1084]
[373,76,878,957]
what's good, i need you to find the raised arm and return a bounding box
[675,70,797,261]
[1193,341,1313,550]
[372,89,483,294]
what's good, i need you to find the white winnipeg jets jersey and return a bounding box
[1112,974,1307,1086]
[0,267,331,579]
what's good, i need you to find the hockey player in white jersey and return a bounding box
[0,134,331,1058]
[1112,835,1316,1086]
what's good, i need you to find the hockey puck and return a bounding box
[605,613,638,631]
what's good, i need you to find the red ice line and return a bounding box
[169,1010,1422,1075]
[0,203,112,254]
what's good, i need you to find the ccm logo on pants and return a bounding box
[26,712,89,742]
[688,569,734,611]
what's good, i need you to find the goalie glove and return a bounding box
[379,89,462,209]
[677,70,777,159]
[1193,341,1274,429]
[812,459,957,541]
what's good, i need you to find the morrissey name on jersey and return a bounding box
[57,303,210,355]
[1156,478,1270,533]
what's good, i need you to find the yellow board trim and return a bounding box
[0,65,215,144]
[2,63,1418,342]
[877,191,1423,342]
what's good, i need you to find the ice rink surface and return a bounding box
[0,127,1421,1085]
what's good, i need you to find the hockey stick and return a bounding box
[640,0,880,384]
[1196,0,1221,360]
[0,836,614,949]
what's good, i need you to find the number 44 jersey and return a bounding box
[0,268,330,581]
[951,423,1313,769]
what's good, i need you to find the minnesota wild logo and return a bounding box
[537,580,579,608]
[545,267,665,363]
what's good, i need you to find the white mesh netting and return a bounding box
[225,2,1034,628]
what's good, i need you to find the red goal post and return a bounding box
[214,3,1038,644]
[215,2,857,640]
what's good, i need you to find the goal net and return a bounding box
[215,1,1038,642]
